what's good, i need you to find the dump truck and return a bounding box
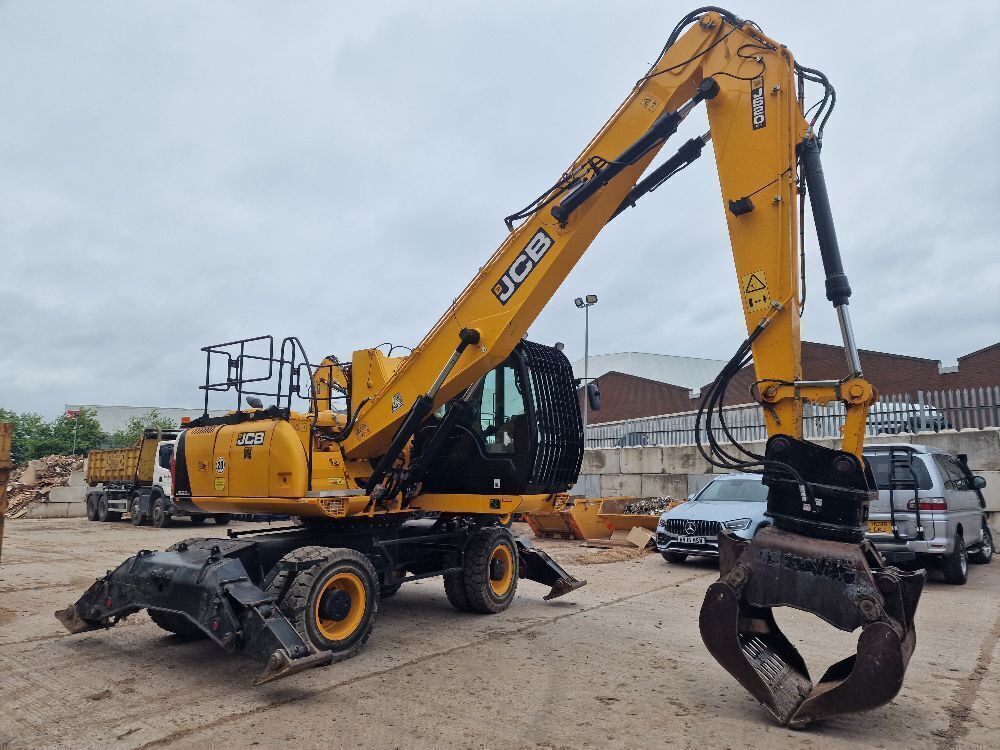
[85,428,230,527]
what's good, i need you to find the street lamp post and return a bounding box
[574,294,598,445]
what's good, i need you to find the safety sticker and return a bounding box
[740,269,770,312]
[215,457,226,474]
[214,478,226,491]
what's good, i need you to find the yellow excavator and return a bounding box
[58,7,925,727]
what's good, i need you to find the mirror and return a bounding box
[586,380,601,411]
[246,396,264,409]
[972,475,987,490]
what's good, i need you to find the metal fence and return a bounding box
[585,386,1000,449]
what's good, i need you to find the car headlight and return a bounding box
[724,518,752,531]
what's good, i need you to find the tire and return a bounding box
[86,495,98,522]
[151,496,171,528]
[970,522,994,565]
[380,582,402,598]
[212,514,232,525]
[662,551,688,563]
[452,526,519,615]
[269,546,379,659]
[443,568,472,611]
[942,534,969,585]
[189,515,206,525]
[97,494,110,522]
[130,495,145,526]
[148,609,206,640]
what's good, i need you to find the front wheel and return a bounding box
[942,534,968,585]
[662,551,687,563]
[97,495,110,522]
[444,526,518,614]
[970,522,994,565]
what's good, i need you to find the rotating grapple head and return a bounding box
[699,436,925,726]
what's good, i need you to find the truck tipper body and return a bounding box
[85,428,230,527]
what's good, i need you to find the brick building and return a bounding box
[580,341,1000,422]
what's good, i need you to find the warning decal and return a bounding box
[740,269,770,312]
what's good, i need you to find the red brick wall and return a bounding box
[942,343,1000,389]
[577,371,697,422]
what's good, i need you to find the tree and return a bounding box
[0,409,51,464]
[0,408,106,463]
[107,410,178,448]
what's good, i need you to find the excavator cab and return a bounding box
[414,340,583,496]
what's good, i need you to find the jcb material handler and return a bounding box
[58,7,925,726]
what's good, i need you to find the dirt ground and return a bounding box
[1,518,997,750]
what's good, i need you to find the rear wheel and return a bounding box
[970,522,994,565]
[148,609,205,639]
[151,496,171,528]
[130,495,145,526]
[270,546,379,659]
[662,551,688,563]
[942,534,968,585]
[97,495,110,522]
[86,495,98,521]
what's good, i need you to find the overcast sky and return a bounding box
[2,1,998,418]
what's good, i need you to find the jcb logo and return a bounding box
[492,229,554,305]
[236,431,265,447]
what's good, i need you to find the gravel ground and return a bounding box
[0,518,997,750]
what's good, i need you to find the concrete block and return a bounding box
[620,447,664,475]
[978,471,1000,513]
[912,429,1000,471]
[687,474,714,497]
[569,474,601,499]
[68,470,88,488]
[25,501,86,519]
[662,446,713,475]
[48,485,86,503]
[865,434,913,446]
[582,449,620,475]
[599,474,642,497]
[640,474,688,498]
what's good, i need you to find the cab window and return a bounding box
[158,444,174,470]
[866,453,933,490]
[467,365,529,455]
[933,454,969,491]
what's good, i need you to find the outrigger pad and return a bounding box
[699,527,925,727]
[54,539,327,685]
[516,537,586,601]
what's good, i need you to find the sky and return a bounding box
[1,1,998,418]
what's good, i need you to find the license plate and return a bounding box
[677,536,705,545]
[868,520,893,534]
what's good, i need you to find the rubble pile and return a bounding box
[623,497,677,515]
[4,455,84,518]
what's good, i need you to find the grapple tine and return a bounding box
[700,526,925,726]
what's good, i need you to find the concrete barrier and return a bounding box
[24,470,88,519]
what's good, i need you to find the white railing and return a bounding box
[585,386,1000,449]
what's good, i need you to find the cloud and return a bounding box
[1,0,997,417]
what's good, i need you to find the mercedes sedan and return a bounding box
[655,473,769,562]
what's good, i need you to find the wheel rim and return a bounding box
[315,572,366,642]
[488,544,514,597]
[960,545,967,576]
[132,501,140,517]
[983,528,993,557]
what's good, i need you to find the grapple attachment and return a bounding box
[699,436,925,726]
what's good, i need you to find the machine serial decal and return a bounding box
[215,457,226,473]
[492,229,554,305]
[750,75,766,130]
[391,392,404,413]
[236,431,265,446]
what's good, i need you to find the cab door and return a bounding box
[154,442,174,498]
[933,453,983,547]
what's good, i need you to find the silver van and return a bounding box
[863,444,993,584]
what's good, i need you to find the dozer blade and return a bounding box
[700,526,925,727]
[55,539,328,686]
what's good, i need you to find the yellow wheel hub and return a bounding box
[315,572,366,642]
[488,544,514,597]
